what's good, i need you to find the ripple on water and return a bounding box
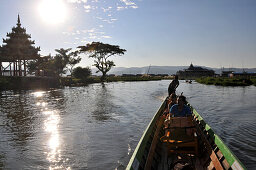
[0,81,255,169]
[228,122,256,169]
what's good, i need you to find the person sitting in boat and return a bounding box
[169,95,192,117]
[168,75,179,96]
[167,93,177,112]
[163,93,177,116]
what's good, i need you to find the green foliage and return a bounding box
[196,77,254,86]
[78,42,126,81]
[250,78,256,86]
[55,48,81,75]
[27,48,81,77]
[27,54,57,76]
[72,67,91,81]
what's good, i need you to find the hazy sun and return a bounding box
[38,0,68,25]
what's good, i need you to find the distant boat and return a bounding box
[186,80,192,84]
[126,98,245,170]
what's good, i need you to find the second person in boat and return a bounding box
[168,75,179,96]
[169,95,192,117]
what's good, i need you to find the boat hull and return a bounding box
[126,99,246,170]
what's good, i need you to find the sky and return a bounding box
[0,0,256,68]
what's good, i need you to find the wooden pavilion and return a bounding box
[0,15,40,76]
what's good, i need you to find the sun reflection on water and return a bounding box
[42,110,67,169]
[33,91,70,169]
[43,110,61,168]
[33,91,45,98]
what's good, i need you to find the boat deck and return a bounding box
[145,116,212,170]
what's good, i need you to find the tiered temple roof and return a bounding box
[177,63,215,78]
[0,15,40,62]
[0,15,40,76]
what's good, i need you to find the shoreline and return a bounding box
[0,76,172,91]
[195,77,256,86]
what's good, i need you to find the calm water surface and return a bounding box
[0,80,255,169]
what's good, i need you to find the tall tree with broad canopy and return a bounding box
[78,42,126,81]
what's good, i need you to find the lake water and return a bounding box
[0,80,255,169]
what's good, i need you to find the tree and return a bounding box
[78,42,126,81]
[27,54,57,76]
[72,66,91,81]
[27,48,81,77]
[54,48,81,76]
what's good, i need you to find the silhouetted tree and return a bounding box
[27,48,81,77]
[27,54,56,76]
[78,42,126,81]
[72,66,91,81]
[55,48,81,76]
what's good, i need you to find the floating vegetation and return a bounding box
[196,77,256,86]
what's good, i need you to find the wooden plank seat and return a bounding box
[160,117,198,155]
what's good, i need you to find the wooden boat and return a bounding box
[185,80,192,84]
[126,98,246,170]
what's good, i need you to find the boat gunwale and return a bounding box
[192,107,246,169]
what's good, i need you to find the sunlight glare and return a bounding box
[38,0,68,25]
[44,110,62,166]
[33,91,45,98]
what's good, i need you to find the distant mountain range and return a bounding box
[91,65,256,75]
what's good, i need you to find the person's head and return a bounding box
[177,95,186,106]
[174,75,178,80]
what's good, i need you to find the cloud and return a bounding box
[88,28,95,32]
[117,6,126,11]
[102,35,111,39]
[131,5,138,9]
[63,0,139,43]
[64,42,73,44]
[89,35,98,39]
[96,16,117,24]
[102,19,114,24]
[96,17,103,20]
[70,28,108,40]
[102,7,112,12]
[119,0,138,9]
[81,40,88,43]
[97,31,105,34]
[62,30,81,36]
[62,32,70,35]
[120,0,136,6]
[67,0,87,3]
[84,5,91,9]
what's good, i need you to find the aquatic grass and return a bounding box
[196,77,254,86]
[251,78,256,86]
